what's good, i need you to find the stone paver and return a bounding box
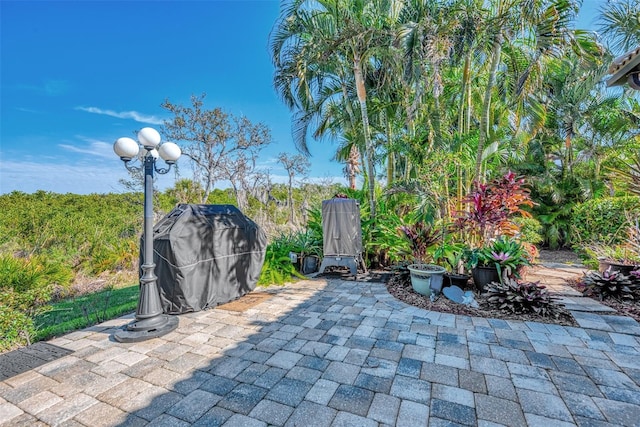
[1,266,639,426]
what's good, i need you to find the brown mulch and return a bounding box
[385,273,578,326]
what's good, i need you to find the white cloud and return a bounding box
[59,138,113,159]
[0,159,178,195]
[76,106,164,125]
[0,160,129,194]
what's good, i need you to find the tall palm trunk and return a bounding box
[354,55,376,219]
[475,35,503,183]
[383,111,395,186]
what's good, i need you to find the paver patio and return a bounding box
[1,266,639,426]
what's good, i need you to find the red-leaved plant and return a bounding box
[398,221,442,263]
[455,171,534,246]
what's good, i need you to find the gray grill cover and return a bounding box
[144,204,267,314]
[322,198,363,256]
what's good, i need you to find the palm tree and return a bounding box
[598,0,640,54]
[472,0,586,182]
[271,0,402,219]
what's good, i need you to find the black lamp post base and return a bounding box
[113,314,179,343]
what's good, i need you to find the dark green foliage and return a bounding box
[580,270,638,301]
[0,254,73,351]
[0,191,142,274]
[467,236,531,281]
[289,229,323,258]
[484,278,563,318]
[258,234,306,286]
[570,196,640,246]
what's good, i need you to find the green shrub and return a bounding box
[0,254,72,350]
[512,216,543,245]
[0,306,34,352]
[570,196,640,246]
[258,234,305,286]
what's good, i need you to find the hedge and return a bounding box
[570,196,640,246]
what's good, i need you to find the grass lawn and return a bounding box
[34,284,139,341]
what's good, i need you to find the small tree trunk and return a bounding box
[354,56,376,219]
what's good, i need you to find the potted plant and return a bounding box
[291,229,323,274]
[434,242,471,288]
[581,217,640,274]
[585,243,640,275]
[398,221,446,296]
[467,236,531,291]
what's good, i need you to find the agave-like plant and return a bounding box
[581,270,637,301]
[484,278,563,318]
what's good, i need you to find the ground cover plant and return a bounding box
[568,268,640,322]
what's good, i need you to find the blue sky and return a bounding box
[1,0,601,195]
[1,0,346,194]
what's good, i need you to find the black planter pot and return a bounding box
[472,266,500,291]
[598,260,637,275]
[444,273,470,288]
[301,256,319,274]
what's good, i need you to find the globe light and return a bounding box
[111,127,180,343]
[138,127,161,149]
[144,148,159,159]
[113,137,140,160]
[158,142,181,164]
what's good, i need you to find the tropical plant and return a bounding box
[0,254,73,351]
[570,196,640,246]
[484,278,564,318]
[467,236,531,281]
[455,171,534,246]
[598,0,640,54]
[398,220,443,263]
[433,242,470,275]
[257,234,306,286]
[270,0,401,219]
[289,229,323,259]
[580,269,638,301]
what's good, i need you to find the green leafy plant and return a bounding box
[398,221,443,263]
[484,278,564,318]
[433,242,469,274]
[0,254,72,351]
[581,214,640,268]
[467,236,531,281]
[570,196,640,246]
[580,270,638,301]
[289,229,323,258]
[258,234,306,286]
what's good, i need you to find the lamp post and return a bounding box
[112,127,181,343]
